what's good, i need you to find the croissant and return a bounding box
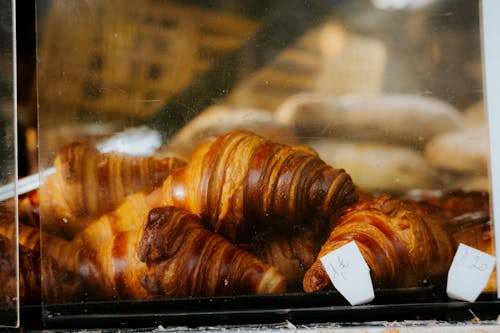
[40,142,185,238]
[401,190,493,258]
[72,192,152,250]
[2,188,152,302]
[249,225,323,291]
[303,195,456,292]
[2,203,286,301]
[0,203,155,300]
[402,189,490,222]
[138,206,286,297]
[0,219,85,303]
[156,130,358,242]
[0,203,39,305]
[415,190,496,292]
[0,234,27,306]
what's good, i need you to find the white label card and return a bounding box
[320,241,374,306]
[447,243,496,303]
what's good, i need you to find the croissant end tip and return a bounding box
[257,267,287,295]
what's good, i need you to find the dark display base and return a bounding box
[3,288,498,330]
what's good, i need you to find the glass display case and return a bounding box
[0,0,19,328]
[483,0,500,301]
[3,0,500,330]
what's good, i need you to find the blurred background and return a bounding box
[11,0,485,187]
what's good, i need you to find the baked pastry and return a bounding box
[275,92,465,147]
[463,100,486,127]
[303,195,455,292]
[448,175,490,192]
[156,130,358,242]
[0,217,86,303]
[138,206,286,297]
[0,234,24,306]
[249,222,324,290]
[306,139,439,193]
[406,189,495,293]
[161,105,298,159]
[40,142,186,238]
[2,203,286,301]
[424,125,489,175]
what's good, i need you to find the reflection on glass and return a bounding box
[35,0,494,326]
[0,0,19,328]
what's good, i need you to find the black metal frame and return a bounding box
[3,289,497,330]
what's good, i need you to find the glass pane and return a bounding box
[36,0,496,328]
[0,0,19,328]
[482,0,500,299]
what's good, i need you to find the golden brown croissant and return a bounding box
[138,206,287,297]
[401,191,495,292]
[2,202,151,301]
[303,195,456,292]
[2,203,286,301]
[0,218,85,303]
[0,234,26,306]
[402,189,490,222]
[40,142,186,238]
[248,227,322,291]
[401,190,495,290]
[0,205,41,305]
[431,190,489,216]
[0,206,154,300]
[72,192,152,250]
[76,204,287,299]
[157,130,358,242]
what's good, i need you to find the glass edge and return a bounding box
[480,0,500,300]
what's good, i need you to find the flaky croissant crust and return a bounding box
[160,130,358,242]
[303,195,456,292]
[139,206,287,297]
[40,142,185,238]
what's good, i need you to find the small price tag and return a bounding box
[320,241,374,305]
[447,243,496,302]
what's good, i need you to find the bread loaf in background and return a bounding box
[274,92,465,148]
[463,100,486,127]
[160,105,297,159]
[424,125,489,175]
[422,99,490,191]
[306,139,439,193]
